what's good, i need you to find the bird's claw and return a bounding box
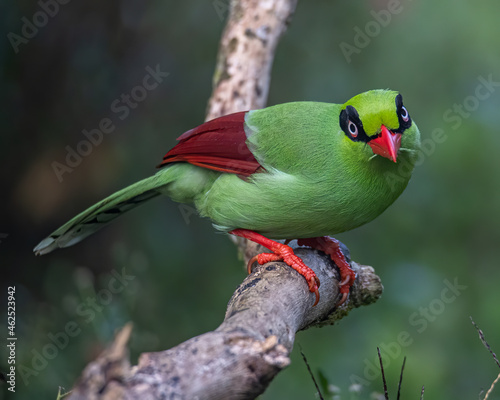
[335,292,349,307]
[312,288,320,307]
[245,234,356,309]
[247,255,258,274]
[297,236,356,308]
[247,253,282,274]
[339,275,352,287]
[305,275,321,306]
[336,270,356,307]
[246,249,321,306]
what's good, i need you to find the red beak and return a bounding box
[368,125,402,163]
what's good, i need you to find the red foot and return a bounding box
[297,236,356,306]
[230,229,320,306]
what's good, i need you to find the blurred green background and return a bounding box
[2,0,500,398]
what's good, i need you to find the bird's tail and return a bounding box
[34,168,176,255]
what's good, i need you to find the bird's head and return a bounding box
[339,90,419,163]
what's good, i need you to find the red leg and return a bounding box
[230,229,320,306]
[297,236,356,306]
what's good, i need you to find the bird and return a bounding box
[34,89,420,306]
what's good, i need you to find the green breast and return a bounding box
[197,102,420,238]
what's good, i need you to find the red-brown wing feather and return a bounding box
[158,111,262,176]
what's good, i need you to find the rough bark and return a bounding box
[68,247,382,400]
[67,1,384,399]
[206,0,297,119]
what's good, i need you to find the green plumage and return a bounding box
[34,90,420,255]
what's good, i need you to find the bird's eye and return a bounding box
[400,106,409,122]
[348,120,358,137]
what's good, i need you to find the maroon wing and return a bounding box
[158,111,262,176]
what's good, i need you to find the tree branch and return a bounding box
[68,246,381,400]
[67,1,384,398]
[206,0,297,119]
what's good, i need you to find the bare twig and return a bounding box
[471,317,500,369]
[377,347,390,400]
[396,356,406,400]
[300,347,325,400]
[484,372,500,400]
[471,317,500,400]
